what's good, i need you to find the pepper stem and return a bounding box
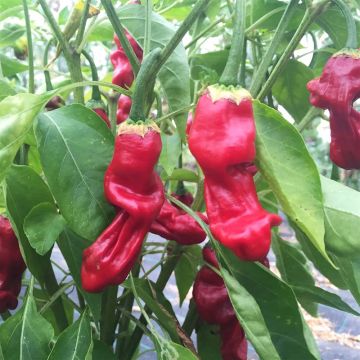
[81,49,101,101]
[219,0,246,86]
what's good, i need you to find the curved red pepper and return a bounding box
[117,95,132,124]
[188,85,281,261]
[81,122,164,292]
[94,108,111,127]
[193,247,247,360]
[307,50,360,169]
[0,216,26,313]
[150,198,207,245]
[111,33,143,89]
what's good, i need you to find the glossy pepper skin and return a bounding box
[117,95,132,124]
[193,247,247,360]
[111,33,143,89]
[188,85,281,261]
[0,216,26,313]
[150,197,207,245]
[307,50,360,169]
[81,121,164,292]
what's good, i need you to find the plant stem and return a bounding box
[220,0,246,86]
[296,106,322,132]
[43,265,69,331]
[75,0,90,51]
[257,1,329,101]
[81,49,101,100]
[245,6,285,34]
[108,91,119,135]
[182,300,198,336]
[332,0,357,48]
[101,0,140,76]
[249,0,299,96]
[144,0,152,57]
[43,39,54,91]
[22,0,34,93]
[100,286,118,346]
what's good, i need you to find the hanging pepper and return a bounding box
[81,121,164,292]
[0,216,26,313]
[188,85,281,261]
[111,33,143,89]
[117,95,132,124]
[193,247,247,360]
[45,95,65,111]
[93,107,110,127]
[307,49,360,169]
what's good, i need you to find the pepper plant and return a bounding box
[0,0,360,359]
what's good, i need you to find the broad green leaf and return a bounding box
[272,235,317,316]
[0,343,4,360]
[0,54,27,77]
[90,4,191,140]
[92,340,116,360]
[47,309,92,360]
[0,0,21,13]
[169,342,198,360]
[0,92,51,183]
[206,0,221,21]
[5,165,53,285]
[0,293,54,360]
[272,60,314,122]
[0,24,24,48]
[291,285,360,316]
[196,323,222,360]
[159,132,181,176]
[24,202,66,255]
[58,227,102,321]
[175,245,202,305]
[35,104,115,241]
[219,245,320,360]
[0,79,16,101]
[321,176,360,258]
[253,101,328,262]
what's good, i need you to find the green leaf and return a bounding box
[90,4,191,140]
[159,132,181,176]
[0,24,25,48]
[169,342,198,360]
[253,101,328,263]
[321,176,360,258]
[47,309,92,360]
[291,285,360,316]
[92,340,115,360]
[0,0,21,13]
[57,227,102,322]
[0,293,54,360]
[272,235,317,316]
[272,60,314,122]
[196,323,222,360]
[24,202,66,255]
[206,0,221,21]
[219,245,320,360]
[5,165,53,285]
[165,168,199,182]
[35,104,115,241]
[0,54,27,77]
[0,79,16,101]
[175,245,202,305]
[0,92,50,183]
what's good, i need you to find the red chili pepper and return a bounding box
[111,33,143,89]
[150,198,207,245]
[188,85,281,261]
[0,215,26,313]
[81,121,164,292]
[117,95,132,124]
[307,49,360,169]
[193,247,247,360]
[94,108,111,127]
[45,95,65,111]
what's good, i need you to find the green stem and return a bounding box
[245,6,285,34]
[182,300,198,336]
[239,37,247,86]
[257,2,329,101]
[75,0,90,51]
[220,0,246,86]
[296,106,322,132]
[101,0,140,76]
[155,104,194,124]
[22,0,34,93]
[40,281,75,314]
[100,286,118,346]
[43,266,69,331]
[249,0,299,96]
[108,91,119,135]
[144,0,152,56]
[332,0,357,48]
[331,164,340,181]
[43,39,54,91]
[81,49,101,100]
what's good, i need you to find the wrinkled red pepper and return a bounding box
[188,85,281,261]
[0,216,26,313]
[307,49,360,169]
[117,95,132,124]
[81,121,164,292]
[111,33,143,89]
[193,247,247,360]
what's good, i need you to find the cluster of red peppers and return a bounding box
[0,215,26,313]
[307,49,360,169]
